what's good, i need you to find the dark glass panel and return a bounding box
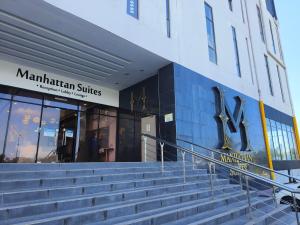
[44,96,78,110]
[13,90,43,104]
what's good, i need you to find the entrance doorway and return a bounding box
[37,107,77,163]
[141,115,157,162]
[0,86,117,163]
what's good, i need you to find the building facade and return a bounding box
[0,0,299,172]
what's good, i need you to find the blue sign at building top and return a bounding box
[127,0,138,19]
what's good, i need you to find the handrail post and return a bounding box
[239,173,243,191]
[272,186,278,208]
[160,142,165,173]
[245,176,252,219]
[191,144,195,170]
[208,162,214,199]
[292,193,300,225]
[143,136,147,162]
[181,150,186,183]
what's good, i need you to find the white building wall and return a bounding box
[44,0,293,116]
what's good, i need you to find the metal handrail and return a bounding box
[177,138,300,183]
[142,133,300,194]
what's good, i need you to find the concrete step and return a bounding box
[0,169,208,192]
[0,165,197,181]
[92,192,259,225]
[0,184,240,223]
[165,197,274,225]
[0,162,192,171]
[1,162,295,225]
[1,177,229,206]
[6,189,248,225]
[219,201,288,225]
[247,204,296,225]
[270,211,298,225]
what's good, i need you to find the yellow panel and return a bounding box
[259,101,275,180]
[292,117,300,159]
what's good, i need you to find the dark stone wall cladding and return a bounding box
[118,63,294,166]
[118,64,176,162]
[173,63,268,166]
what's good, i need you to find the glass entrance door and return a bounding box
[37,107,77,163]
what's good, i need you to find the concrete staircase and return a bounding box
[0,162,296,225]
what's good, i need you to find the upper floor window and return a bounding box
[240,0,245,23]
[166,0,171,38]
[257,6,266,43]
[269,20,276,54]
[205,2,217,64]
[276,65,285,102]
[228,0,233,11]
[231,26,241,77]
[275,24,284,61]
[264,55,274,96]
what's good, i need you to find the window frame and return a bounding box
[205,2,218,64]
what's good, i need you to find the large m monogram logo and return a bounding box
[215,87,252,151]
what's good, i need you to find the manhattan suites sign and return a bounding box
[0,60,119,107]
[16,68,102,98]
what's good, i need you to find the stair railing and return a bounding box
[177,138,300,184]
[142,133,300,225]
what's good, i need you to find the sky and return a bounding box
[275,1,300,128]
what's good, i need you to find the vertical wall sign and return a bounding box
[215,86,252,152]
[127,0,138,19]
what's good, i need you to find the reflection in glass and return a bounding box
[77,107,116,162]
[282,125,290,160]
[99,111,117,162]
[0,100,11,161]
[267,120,276,160]
[4,102,41,163]
[267,119,298,161]
[38,107,77,163]
[276,122,286,160]
[37,107,60,162]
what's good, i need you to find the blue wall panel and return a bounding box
[173,64,268,166]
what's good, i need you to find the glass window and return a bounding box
[0,99,11,161]
[228,0,233,11]
[166,0,171,38]
[267,119,276,160]
[4,101,41,163]
[282,125,291,160]
[205,2,217,64]
[264,55,274,96]
[76,106,116,162]
[232,26,242,77]
[276,65,285,102]
[269,20,276,54]
[37,107,78,163]
[246,38,254,84]
[257,6,266,43]
[289,128,297,160]
[275,23,284,61]
[276,122,286,160]
[240,0,245,23]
